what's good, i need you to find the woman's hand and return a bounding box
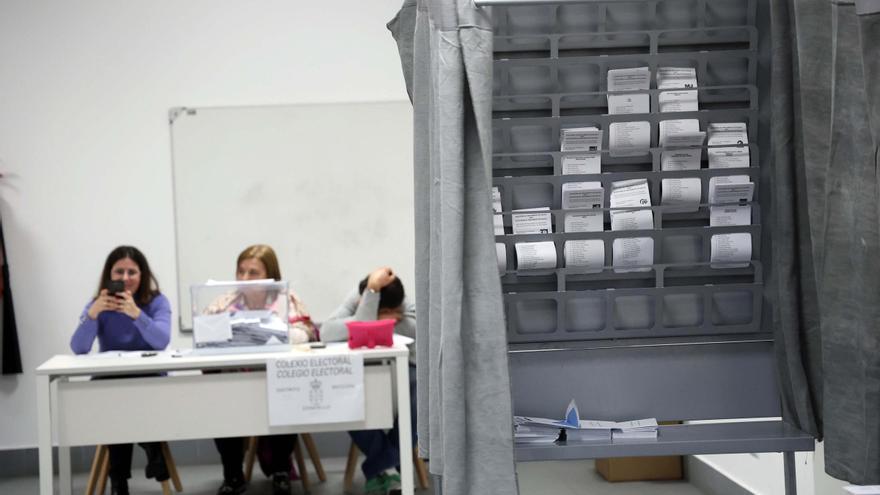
[115,291,142,320]
[367,266,397,291]
[87,290,120,319]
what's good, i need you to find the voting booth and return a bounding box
[485,0,814,493]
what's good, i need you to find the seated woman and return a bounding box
[211,244,317,495]
[70,246,172,495]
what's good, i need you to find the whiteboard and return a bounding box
[170,101,414,330]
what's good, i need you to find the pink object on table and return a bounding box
[346,319,395,349]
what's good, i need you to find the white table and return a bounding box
[36,339,413,495]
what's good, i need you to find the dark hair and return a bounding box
[237,244,282,281]
[358,275,405,310]
[96,246,160,306]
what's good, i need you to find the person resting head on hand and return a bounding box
[321,266,416,357]
[360,267,406,322]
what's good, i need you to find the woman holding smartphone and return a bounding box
[70,245,172,495]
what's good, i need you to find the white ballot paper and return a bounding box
[661,178,702,211]
[709,176,754,226]
[193,313,233,344]
[657,67,699,112]
[661,131,706,170]
[609,121,651,157]
[561,127,602,152]
[492,187,505,235]
[516,241,557,270]
[613,237,654,273]
[657,67,698,89]
[658,119,700,146]
[563,182,604,232]
[564,240,605,271]
[711,233,752,268]
[512,207,552,235]
[565,211,604,232]
[496,243,507,274]
[267,354,365,426]
[607,67,651,115]
[562,182,604,209]
[562,152,601,175]
[708,122,750,168]
[659,90,699,112]
[610,179,653,231]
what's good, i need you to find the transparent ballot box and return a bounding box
[190,279,290,353]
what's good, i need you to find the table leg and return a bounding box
[53,377,72,495]
[37,374,54,495]
[783,451,797,495]
[395,357,414,495]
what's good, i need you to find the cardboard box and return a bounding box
[595,455,683,482]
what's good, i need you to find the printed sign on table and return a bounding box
[266,353,364,426]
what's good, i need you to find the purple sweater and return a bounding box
[70,293,172,354]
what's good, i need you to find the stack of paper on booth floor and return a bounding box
[609,179,653,273]
[514,416,562,444]
[561,127,602,175]
[607,67,650,115]
[550,400,658,443]
[657,67,699,112]
[708,122,750,168]
[612,418,660,441]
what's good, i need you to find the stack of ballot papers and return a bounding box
[607,67,650,115]
[609,121,651,157]
[660,126,706,172]
[609,179,654,273]
[496,243,507,275]
[611,418,660,441]
[514,417,562,444]
[708,175,754,227]
[561,127,602,175]
[708,122,750,168]
[658,119,705,211]
[493,186,504,235]
[517,400,659,443]
[657,67,699,112]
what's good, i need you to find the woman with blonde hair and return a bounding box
[211,244,317,495]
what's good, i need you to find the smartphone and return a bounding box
[107,280,125,295]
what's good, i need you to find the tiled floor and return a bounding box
[0,458,707,494]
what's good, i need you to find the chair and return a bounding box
[85,442,182,495]
[243,433,326,492]
[343,441,429,492]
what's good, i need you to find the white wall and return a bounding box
[0,0,409,449]
[696,441,849,495]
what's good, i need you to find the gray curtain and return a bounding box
[771,0,880,484]
[388,1,519,494]
[819,0,880,484]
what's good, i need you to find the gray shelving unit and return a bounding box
[480,1,815,493]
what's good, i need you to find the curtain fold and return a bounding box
[389,1,519,493]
